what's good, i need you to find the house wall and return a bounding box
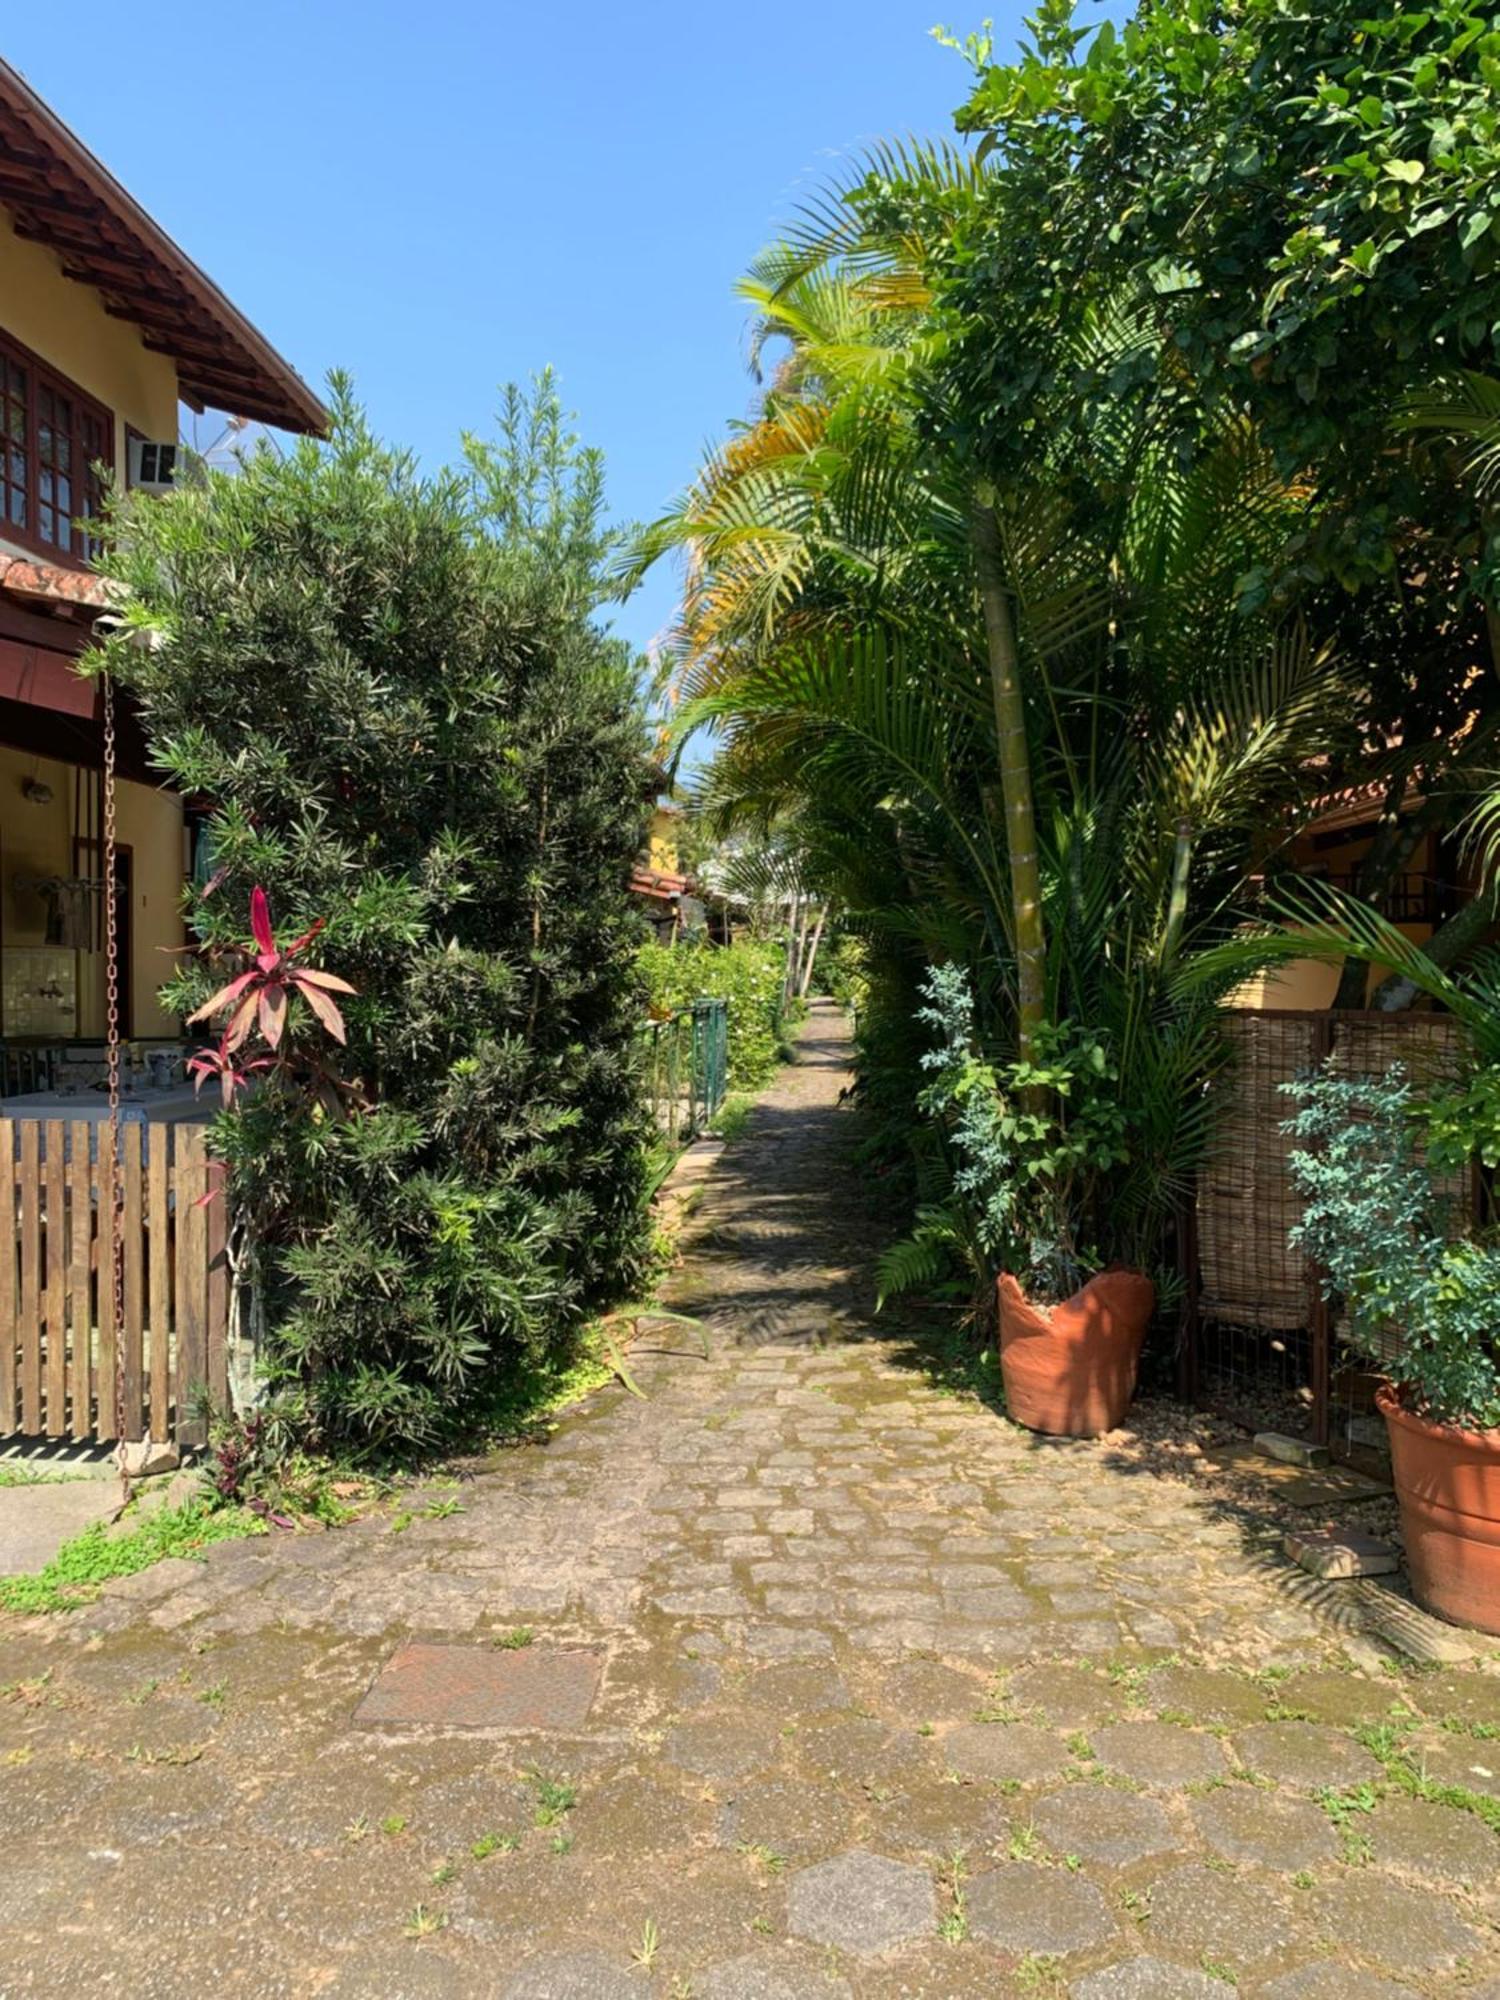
[0,207,178,561]
[646,807,680,875]
[1237,820,1446,1011]
[0,744,183,1038]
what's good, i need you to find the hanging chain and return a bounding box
[102,673,129,1492]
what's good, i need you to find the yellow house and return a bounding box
[0,58,325,1075]
[630,804,689,941]
[646,802,681,876]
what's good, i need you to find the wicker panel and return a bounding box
[1198,1012,1320,1333]
[1195,1007,1469,1378]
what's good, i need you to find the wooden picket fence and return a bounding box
[0,1119,228,1446]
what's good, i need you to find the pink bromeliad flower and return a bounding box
[187,886,357,1055]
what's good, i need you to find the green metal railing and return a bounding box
[639,997,729,1147]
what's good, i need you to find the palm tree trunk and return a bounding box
[972,494,1045,1059]
[783,892,802,1011]
[1159,818,1194,968]
[1370,888,1497,1010]
[797,905,828,998]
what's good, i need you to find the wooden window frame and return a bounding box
[0,323,115,568]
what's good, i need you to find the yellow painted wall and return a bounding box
[1234,821,1445,1010]
[0,745,184,1038]
[647,806,680,875]
[0,207,178,512]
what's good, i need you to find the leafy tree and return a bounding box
[945,1,1500,984]
[99,377,655,1452]
[952,0,1500,596]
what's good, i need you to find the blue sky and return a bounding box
[7,3,1043,657]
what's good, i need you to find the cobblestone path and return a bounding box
[2,1003,1499,1998]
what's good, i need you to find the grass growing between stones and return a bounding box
[529,1771,578,1828]
[1356,1723,1500,1835]
[711,1094,757,1143]
[0,1463,95,1487]
[0,1499,263,1614]
[1015,1954,1064,1995]
[464,1339,618,1447]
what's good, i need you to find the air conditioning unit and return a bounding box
[128,438,178,492]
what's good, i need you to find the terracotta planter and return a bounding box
[997,1268,1155,1437]
[1377,1384,1500,1636]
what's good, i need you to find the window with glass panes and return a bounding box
[0,329,114,563]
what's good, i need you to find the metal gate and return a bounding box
[639,997,729,1148]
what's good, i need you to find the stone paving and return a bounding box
[2,1001,1500,1998]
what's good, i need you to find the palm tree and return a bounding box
[621,151,1060,1057]
[626,144,1355,1288]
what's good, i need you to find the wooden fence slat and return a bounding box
[69,1122,92,1441]
[148,1125,170,1444]
[96,1122,117,1443]
[44,1120,66,1437]
[175,1128,208,1447]
[0,1121,15,1434]
[2,1115,226,1448]
[18,1121,41,1434]
[122,1126,145,1441]
[206,1157,228,1411]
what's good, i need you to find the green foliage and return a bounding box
[631,125,1341,1316]
[823,934,869,1013]
[1284,1065,1500,1429]
[892,964,1130,1302]
[949,0,1500,601]
[0,1501,263,1615]
[1422,1065,1500,1173]
[938,0,1500,995]
[635,0,1500,1330]
[875,1203,974,1310]
[636,939,787,1093]
[99,376,654,1452]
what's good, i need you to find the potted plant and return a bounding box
[880,966,1155,1436]
[1285,1063,1500,1635]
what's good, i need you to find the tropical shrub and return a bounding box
[99,378,655,1453]
[637,938,786,1093]
[878,965,1131,1307]
[823,934,869,1014]
[1285,1065,1500,1430]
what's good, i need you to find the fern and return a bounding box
[875,1203,969,1309]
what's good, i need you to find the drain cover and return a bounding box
[354,1643,603,1729]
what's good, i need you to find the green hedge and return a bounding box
[638,939,787,1093]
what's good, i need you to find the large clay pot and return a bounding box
[1377,1384,1500,1636]
[997,1268,1155,1437]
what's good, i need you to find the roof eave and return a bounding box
[0,57,328,437]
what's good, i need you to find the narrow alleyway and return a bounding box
[1,1003,1497,1997]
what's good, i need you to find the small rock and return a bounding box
[1233,1720,1382,1792]
[119,1440,181,1478]
[1072,1961,1225,1999]
[1286,1528,1399,1579]
[1256,1431,1330,1468]
[785,1850,934,1955]
[965,1861,1115,1954]
[166,1467,205,1511]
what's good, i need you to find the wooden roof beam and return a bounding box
[0,57,327,436]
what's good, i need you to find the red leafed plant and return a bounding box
[186,887,357,1109]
